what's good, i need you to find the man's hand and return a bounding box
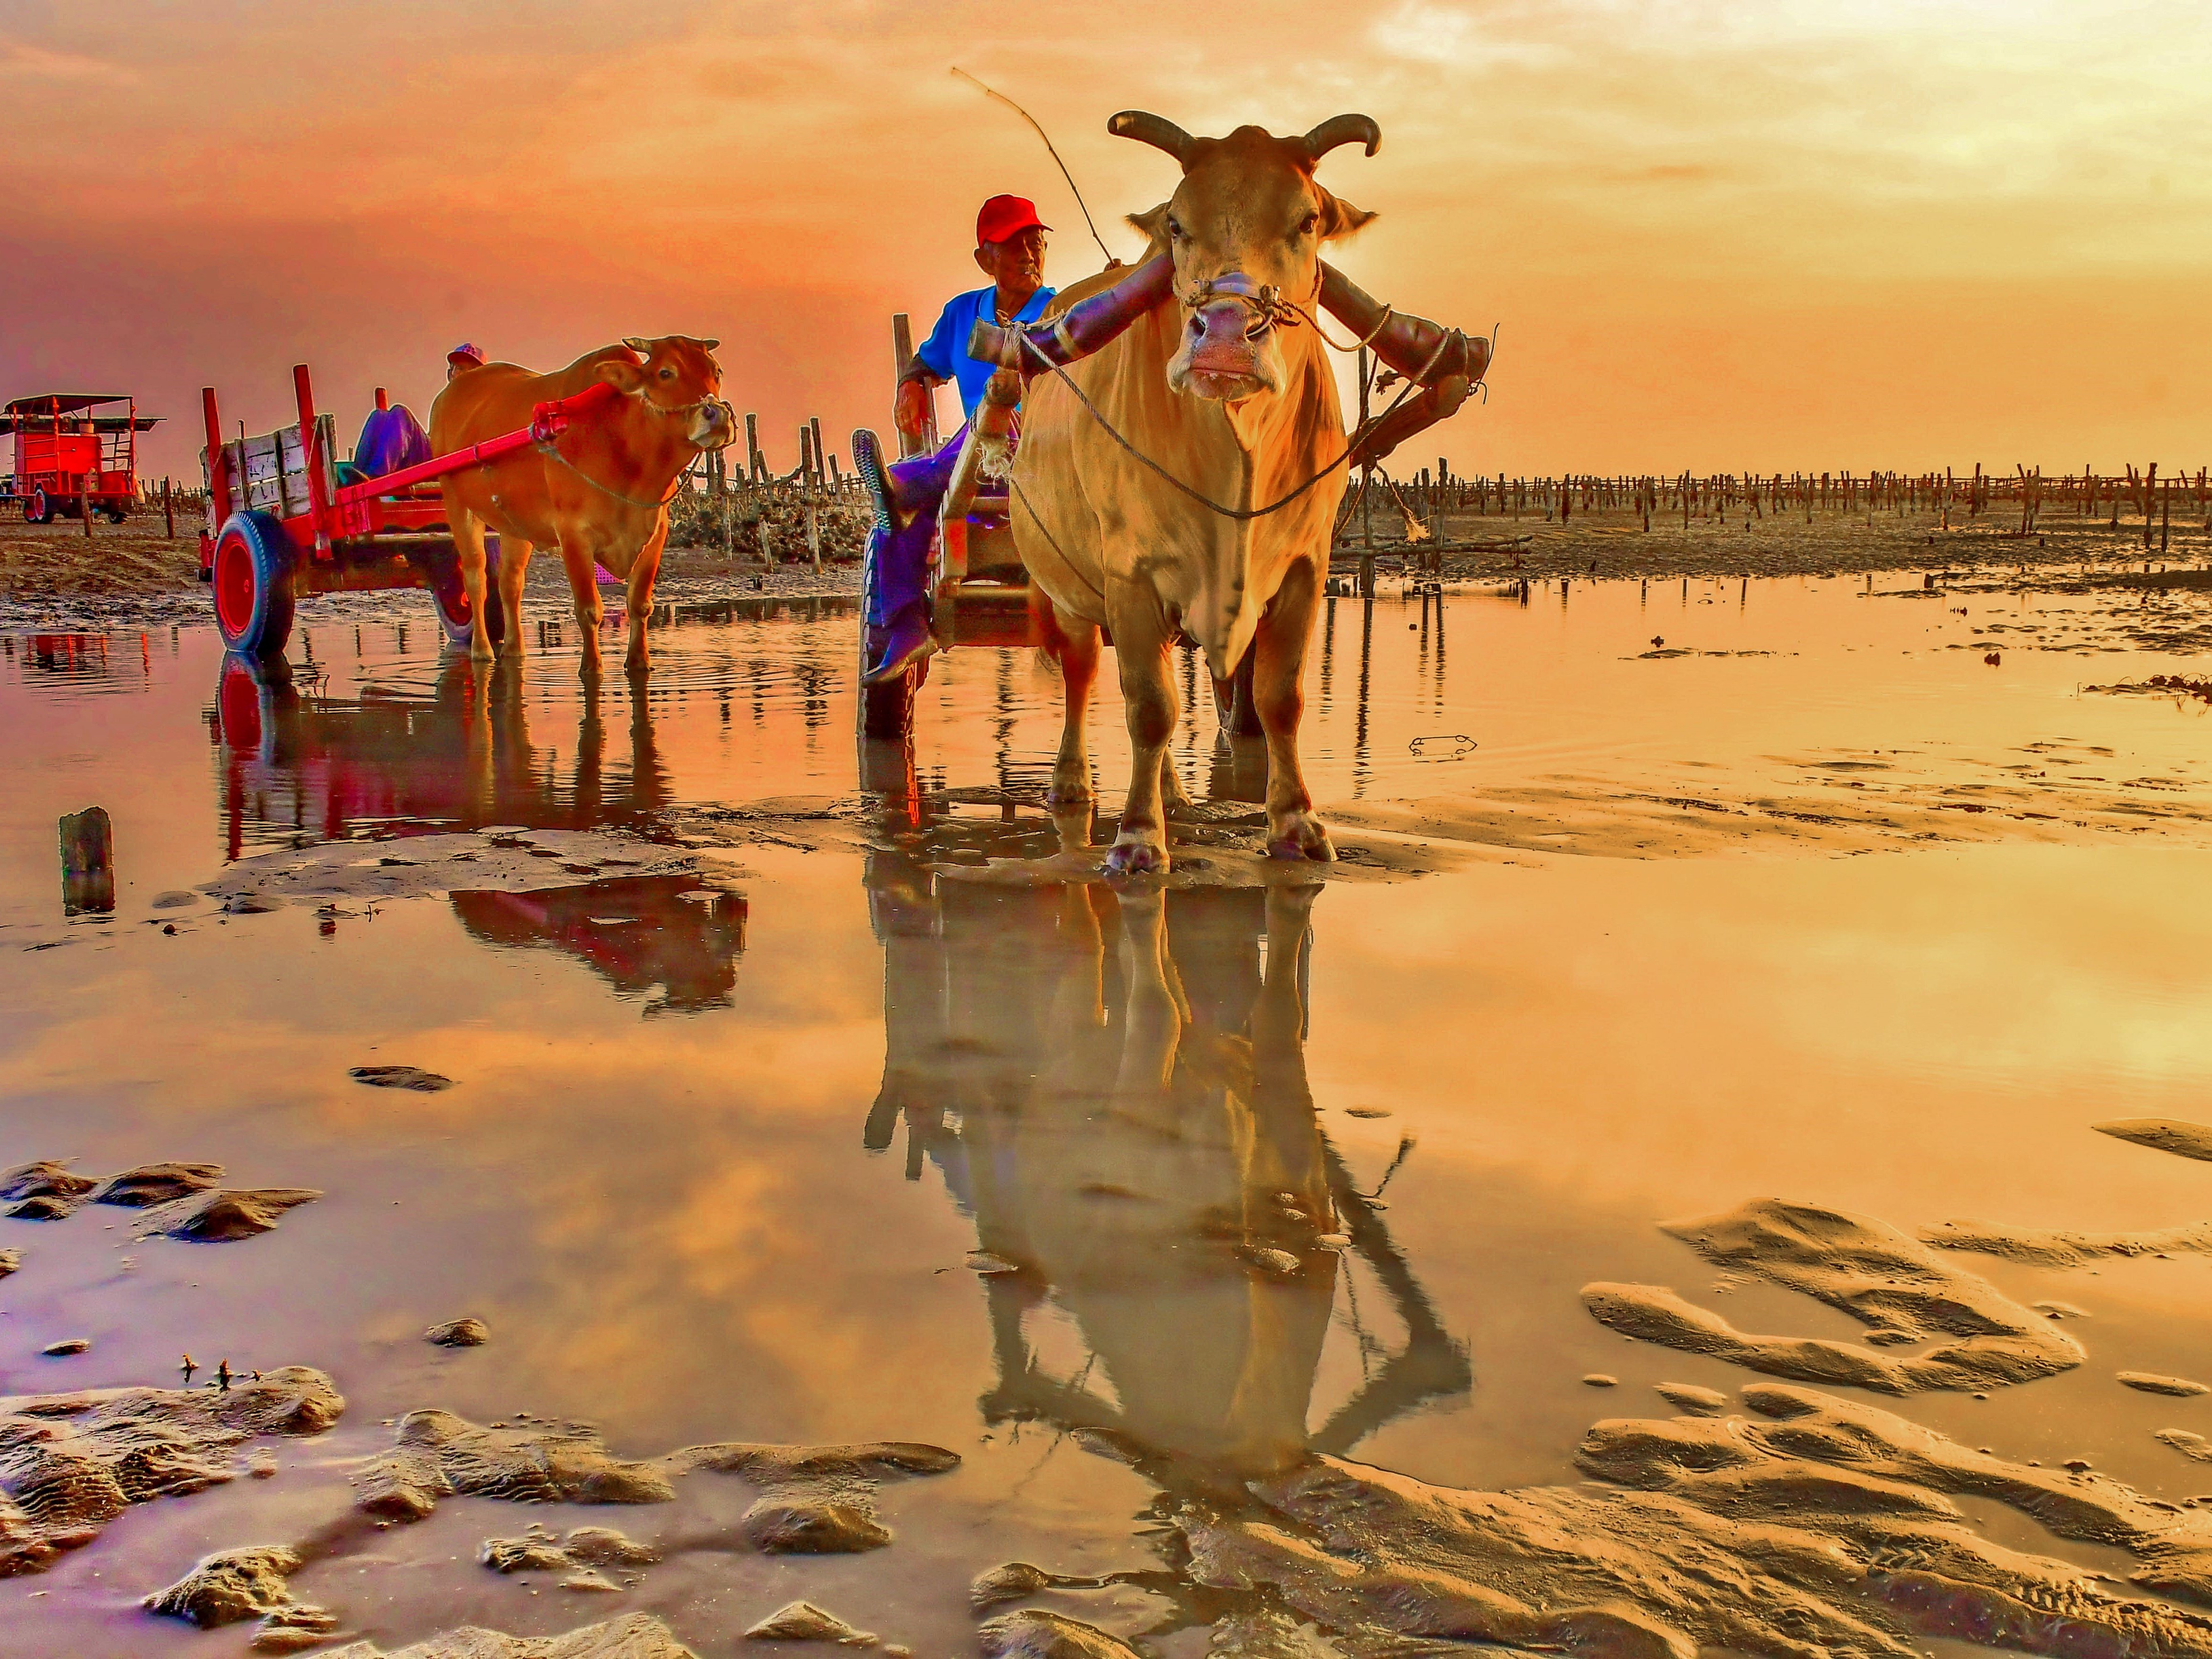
[894,377,936,439]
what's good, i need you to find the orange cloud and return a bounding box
[1,0,2206,482]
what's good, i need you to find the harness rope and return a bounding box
[531,384,733,513]
[1014,307,1456,524]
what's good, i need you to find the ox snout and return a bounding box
[690,400,737,450]
[1168,301,1280,403]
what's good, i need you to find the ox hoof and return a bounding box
[1267,816,1336,862]
[1104,836,1169,877]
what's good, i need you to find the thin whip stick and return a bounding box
[951,67,1116,265]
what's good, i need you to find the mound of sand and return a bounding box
[322,1612,696,1658]
[1583,1199,2081,1393]
[0,1368,344,1575]
[143,1543,340,1649]
[1178,1383,2212,1659]
[355,1410,956,1555]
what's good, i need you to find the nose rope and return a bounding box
[1015,322,1457,523]
[1183,275,1396,352]
[536,395,735,513]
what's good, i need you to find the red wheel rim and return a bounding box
[216,659,263,750]
[214,530,258,638]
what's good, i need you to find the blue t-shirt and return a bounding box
[914,284,1057,420]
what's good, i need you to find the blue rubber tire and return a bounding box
[210,510,297,659]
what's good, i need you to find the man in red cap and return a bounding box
[853,196,1053,685]
[446,342,486,381]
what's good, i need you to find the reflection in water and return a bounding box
[451,876,748,1016]
[211,655,678,854]
[212,655,745,1012]
[864,821,1469,1485]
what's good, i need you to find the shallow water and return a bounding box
[4,578,2212,1657]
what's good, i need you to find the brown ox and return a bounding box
[1012,113,1381,874]
[429,337,732,674]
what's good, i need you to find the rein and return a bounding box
[538,435,688,513]
[528,377,734,513]
[1015,302,1458,524]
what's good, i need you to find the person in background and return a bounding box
[852,195,1054,686]
[447,342,486,381]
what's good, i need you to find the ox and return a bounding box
[1011,114,1384,874]
[429,337,733,674]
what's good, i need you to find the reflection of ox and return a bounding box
[1014,116,1383,874]
[451,876,748,1017]
[864,824,1468,1479]
[430,338,734,675]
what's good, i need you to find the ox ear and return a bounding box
[598,354,647,393]
[697,338,720,351]
[1124,203,1173,256]
[1317,187,1376,242]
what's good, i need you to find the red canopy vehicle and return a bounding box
[2,394,159,524]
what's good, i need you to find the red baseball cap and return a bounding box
[447,342,485,368]
[976,195,1050,246]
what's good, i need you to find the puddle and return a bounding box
[3,578,2212,1657]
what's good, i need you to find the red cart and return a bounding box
[2,393,159,523]
[198,363,627,660]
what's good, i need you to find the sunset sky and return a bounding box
[3,0,2206,483]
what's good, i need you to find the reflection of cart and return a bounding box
[2,394,158,524]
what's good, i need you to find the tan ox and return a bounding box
[429,338,732,675]
[1013,113,1382,874]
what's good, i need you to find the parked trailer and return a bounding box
[2,394,159,523]
[198,364,624,660]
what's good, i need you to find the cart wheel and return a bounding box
[211,510,297,659]
[23,489,47,525]
[429,541,506,651]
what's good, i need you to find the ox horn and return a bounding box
[1109,110,1195,166]
[621,336,653,355]
[1300,114,1381,163]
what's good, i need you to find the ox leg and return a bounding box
[1105,601,1176,876]
[1045,604,1100,807]
[556,534,606,678]
[623,519,668,677]
[495,538,532,658]
[1255,560,1333,861]
[453,507,497,664]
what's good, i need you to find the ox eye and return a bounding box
[1294,211,1319,239]
[659,367,676,379]
[1165,216,1185,242]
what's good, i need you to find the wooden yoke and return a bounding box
[1319,262,1490,470]
[966,253,1177,377]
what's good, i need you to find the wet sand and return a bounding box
[3,575,2212,1657]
